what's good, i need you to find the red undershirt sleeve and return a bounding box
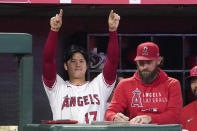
[105,81,127,121]
[42,30,58,88]
[103,31,119,85]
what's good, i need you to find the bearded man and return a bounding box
[105,42,183,125]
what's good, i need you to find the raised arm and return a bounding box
[103,10,120,85]
[42,9,63,88]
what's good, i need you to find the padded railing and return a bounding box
[0,33,33,131]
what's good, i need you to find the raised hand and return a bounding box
[108,10,120,32]
[50,9,63,32]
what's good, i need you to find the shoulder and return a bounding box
[163,77,182,93]
[56,75,66,83]
[167,76,179,82]
[181,101,197,121]
[92,73,103,80]
[117,77,135,88]
[90,73,103,84]
[51,75,67,89]
[43,74,67,94]
[158,69,180,85]
[182,101,197,113]
[166,76,181,86]
[89,73,111,87]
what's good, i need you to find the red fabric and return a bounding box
[181,101,197,131]
[105,68,183,124]
[103,31,119,85]
[135,42,159,61]
[42,30,58,88]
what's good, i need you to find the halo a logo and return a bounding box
[192,66,197,75]
[142,46,148,56]
[131,88,142,107]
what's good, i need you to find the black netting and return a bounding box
[0,54,19,125]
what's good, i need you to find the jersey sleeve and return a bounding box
[103,31,119,85]
[42,30,58,88]
[42,74,65,111]
[105,80,128,121]
[90,73,116,102]
[148,79,183,124]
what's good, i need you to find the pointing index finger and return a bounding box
[109,10,114,18]
[59,9,63,18]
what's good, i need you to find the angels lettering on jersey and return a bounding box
[62,94,100,109]
[131,88,168,112]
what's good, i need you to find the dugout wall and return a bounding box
[0,33,33,131]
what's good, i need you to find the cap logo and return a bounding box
[192,67,197,75]
[142,46,148,56]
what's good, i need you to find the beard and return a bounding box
[138,66,158,84]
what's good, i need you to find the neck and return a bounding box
[69,78,86,86]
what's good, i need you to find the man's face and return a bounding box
[64,52,87,80]
[191,77,197,98]
[136,58,161,84]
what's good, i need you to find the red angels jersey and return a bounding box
[181,101,197,131]
[43,73,115,124]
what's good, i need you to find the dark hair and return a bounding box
[63,44,89,64]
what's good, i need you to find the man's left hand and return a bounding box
[130,115,152,124]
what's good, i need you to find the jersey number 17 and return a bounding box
[85,111,97,124]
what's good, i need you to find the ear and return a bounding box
[64,63,68,71]
[156,56,162,65]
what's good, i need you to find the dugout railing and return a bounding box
[0,33,33,131]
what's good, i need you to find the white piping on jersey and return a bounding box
[42,75,57,90]
[101,71,117,88]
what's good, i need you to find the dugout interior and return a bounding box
[0,4,197,125]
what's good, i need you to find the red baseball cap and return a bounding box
[134,42,160,61]
[186,65,197,79]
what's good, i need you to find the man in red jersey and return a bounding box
[181,65,197,131]
[105,42,183,124]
